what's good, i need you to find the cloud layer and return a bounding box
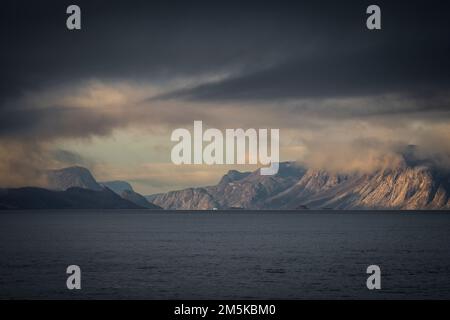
[1,0,450,192]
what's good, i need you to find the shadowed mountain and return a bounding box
[100,180,162,209]
[100,181,134,194]
[44,167,162,209]
[0,187,144,210]
[119,189,162,209]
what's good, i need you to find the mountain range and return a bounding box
[147,155,450,210]
[1,149,449,210]
[0,167,162,210]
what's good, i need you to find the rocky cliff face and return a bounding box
[46,166,103,191]
[264,169,355,209]
[148,162,307,209]
[148,161,450,210]
[265,165,450,209]
[349,166,449,209]
[149,188,219,210]
[206,162,306,209]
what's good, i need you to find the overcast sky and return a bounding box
[1,0,449,194]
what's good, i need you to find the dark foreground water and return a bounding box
[0,211,450,299]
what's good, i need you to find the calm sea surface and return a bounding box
[0,211,449,299]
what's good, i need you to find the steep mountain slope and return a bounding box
[206,162,306,209]
[348,166,449,209]
[148,162,306,209]
[264,169,355,209]
[120,189,162,209]
[149,188,220,210]
[46,166,102,191]
[148,158,450,210]
[100,181,134,194]
[266,165,450,209]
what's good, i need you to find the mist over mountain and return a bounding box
[46,166,103,191]
[148,150,450,210]
[1,148,449,211]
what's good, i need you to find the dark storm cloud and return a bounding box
[50,149,95,167]
[158,40,450,102]
[2,0,333,102]
[0,104,121,139]
[2,1,448,100]
[1,0,450,139]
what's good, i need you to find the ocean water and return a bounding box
[0,210,449,299]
